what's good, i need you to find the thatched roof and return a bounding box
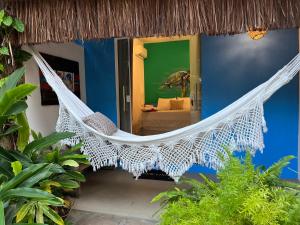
[4,0,300,45]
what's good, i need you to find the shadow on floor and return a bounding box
[71,169,174,221]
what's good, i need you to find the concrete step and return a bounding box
[68,209,157,225]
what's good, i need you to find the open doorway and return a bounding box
[132,36,201,135]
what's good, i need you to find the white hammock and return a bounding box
[29,47,300,181]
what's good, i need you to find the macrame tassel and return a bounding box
[262,116,268,133]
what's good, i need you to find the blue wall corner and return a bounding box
[189,29,299,178]
[80,39,118,124]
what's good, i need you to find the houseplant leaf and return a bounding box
[61,160,79,168]
[47,163,65,174]
[0,200,4,225]
[6,100,28,115]
[23,132,75,157]
[36,203,44,223]
[0,67,25,98]
[19,164,54,188]
[0,63,4,72]
[0,187,63,203]
[16,112,30,151]
[0,174,7,184]
[57,179,79,189]
[16,201,34,223]
[0,146,16,162]
[3,204,17,225]
[0,162,14,179]
[0,10,5,24]
[11,161,22,176]
[0,163,47,193]
[2,16,13,26]
[60,154,87,161]
[40,180,62,193]
[8,151,32,166]
[39,203,64,225]
[64,142,83,154]
[39,197,64,207]
[0,84,36,116]
[0,47,9,56]
[65,171,86,182]
[13,18,25,32]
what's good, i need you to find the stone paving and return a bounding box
[68,209,157,225]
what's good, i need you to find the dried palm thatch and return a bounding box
[4,0,300,45]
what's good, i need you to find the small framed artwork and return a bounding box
[39,53,81,105]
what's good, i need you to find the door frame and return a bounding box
[114,38,120,128]
[114,38,133,132]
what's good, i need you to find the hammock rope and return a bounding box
[29,47,300,181]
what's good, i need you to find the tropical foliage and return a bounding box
[0,65,89,225]
[0,163,65,225]
[0,9,29,76]
[0,140,87,225]
[0,67,33,151]
[153,152,300,225]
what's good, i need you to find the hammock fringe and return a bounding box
[57,100,267,180]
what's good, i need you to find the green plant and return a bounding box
[0,9,29,75]
[18,131,88,194]
[0,162,64,225]
[0,132,89,225]
[153,152,300,225]
[0,67,34,150]
[0,62,88,224]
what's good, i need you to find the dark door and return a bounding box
[116,38,132,132]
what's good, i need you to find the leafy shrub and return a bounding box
[153,152,300,225]
[0,62,89,225]
[0,132,89,225]
[0,9,29,75]
[0,67,34,150]
[0,163,65,225]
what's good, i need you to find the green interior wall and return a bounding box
[144,40,190,104]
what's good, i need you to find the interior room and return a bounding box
[132,36,201,135]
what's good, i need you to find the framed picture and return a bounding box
[39,53,81,105]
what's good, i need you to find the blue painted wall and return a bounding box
[80,39,118,124]
[189,29,299,179]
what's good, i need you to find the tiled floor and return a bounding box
[69,169,174,223]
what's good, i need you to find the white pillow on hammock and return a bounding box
[82,112,117,136]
